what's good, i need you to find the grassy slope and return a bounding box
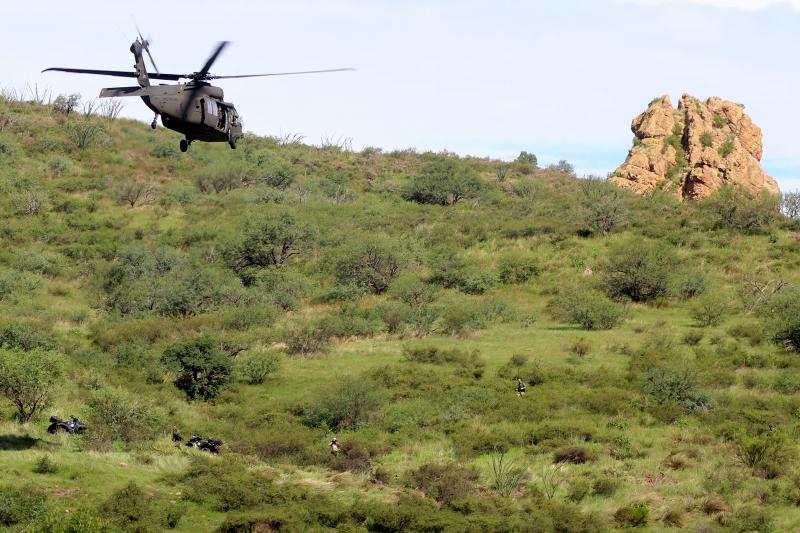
[0,97,799,531]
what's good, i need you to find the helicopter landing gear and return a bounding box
[228,139,237,150]
[150,113,158,129]
[180,138,192,153]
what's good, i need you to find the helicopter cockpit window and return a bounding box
[205,99,218,116]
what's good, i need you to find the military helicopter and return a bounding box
[43,35,353,152]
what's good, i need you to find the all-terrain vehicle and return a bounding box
[47,415,87,434]
[186,435,223,454]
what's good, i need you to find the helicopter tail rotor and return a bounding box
[134,21,160,74]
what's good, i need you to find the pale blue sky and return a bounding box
[5,0,800,189]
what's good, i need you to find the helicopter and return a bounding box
[43,35,353,152]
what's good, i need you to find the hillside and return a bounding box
[1,94,800,532]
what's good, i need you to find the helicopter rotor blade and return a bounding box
[179,41,230,120]
[42,67,182,81]
[195,41,230,80]
[207,68,356,80]
[133,20,160,74]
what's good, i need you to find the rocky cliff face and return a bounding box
[610,94,779,200]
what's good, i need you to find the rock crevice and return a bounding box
[610,94,779,200]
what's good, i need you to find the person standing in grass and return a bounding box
[329,437,340,455]
[516,378,526,397]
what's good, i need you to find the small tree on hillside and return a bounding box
[601,239,677,302]
[580,177,628,235]
[703,185,778,233]
[333,237,407,294]
[160,337,232,401]
[225,213,311,282]
[0,348,62,422]
[402,158,482,206]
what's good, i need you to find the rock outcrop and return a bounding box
[610,94,779,200]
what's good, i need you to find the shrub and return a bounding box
[719,140,735,157]
[32,455,58,474]
[236,351,280,385]
[553,446,596,464]
[762,288,800,352]
[52,93,81,114]
[580,177,628,235]
[547,287,626,330]
[253,269,306,310]
[729,505,774,533]
[160,337,232,401]
[732,429,794,478]
[408,462,479,506]
[225,213,311,280]
[691,291,729,327]
[330,437,373,473]
[703,185,778,233]
[713,113,727,128]
[0,348,63,422]
[642,368,713,413]
[85,387,164,447]
[402,158,482,205]
[306,375,385,430]
[488,450,527,497]
[0,484,49,526]
[402,345,483,370]
[700,131,714,147]
[196,160,253,193]
[592,476,619,497]
[497,252,540,284]
[601,239,677,302]
[516,151,538,166]
[284,321,331,355]
[613,501,649,527]
[332,237,407,294]
[0,323,58,351]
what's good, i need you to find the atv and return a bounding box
[47,415,87,435]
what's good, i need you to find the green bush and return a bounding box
[691,291,729,327]
[547,286,625,330]
[306,375,386,430]
[497,252,540,284]
[402,158,483,205]
[235,351,280,385]
[0,347,63,422]
[160,337,232,401]
[283,320,332,355]
[613,501,649,527]
[642,367,713,413]
[703,185,778,233]
[253,269,307,310]
[32,455,58,474]
[331,237,407,294]
[0,322,58,351]
[762,288,800,352]
[719,140,735,157]
[0,484,49,526]
[408,462,479,506]
[601,239,677,302]
[729,505,774,533]
[85,387,165,448]
[700,131,714,147]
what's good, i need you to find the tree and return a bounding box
[160,337,232,401]
[703,185,778,233]
[402,158,482,205]
[225,213,310,282]
[0,348,62,422]
[516,151,538,167]
[580,177,628,235]
[781,191,800,219]
[333,237,407,294]
[601,239,677,302]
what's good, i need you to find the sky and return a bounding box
[4,0,800,189]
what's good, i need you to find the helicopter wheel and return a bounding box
[179,139,188,153]
[228,139,237,150]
